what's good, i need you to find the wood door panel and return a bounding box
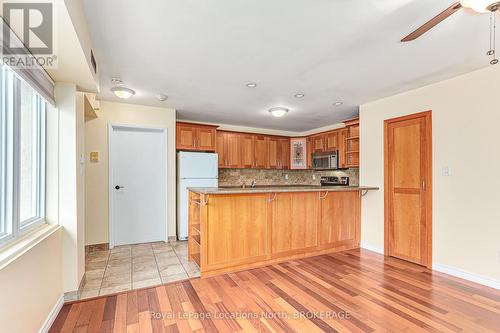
[240,134,254,168]
[385,111,432,268]
[393,123,421,188]
[272,193,318,255]
[206,194,269,267]
[324,131,339,151]
[216,132,226,168]
[268,137,279,169]
[225,133,241,168]
[253,135,268,168]
[176,124,197,150]
[320,192,359,245]
[278,138,290,169]
[392,193,421,263]
[311,135,325,153]
[197,128,216,151]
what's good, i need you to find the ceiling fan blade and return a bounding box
[401,2,462,42]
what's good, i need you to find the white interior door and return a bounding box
[109,124,167,247]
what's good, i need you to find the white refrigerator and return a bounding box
[177,151,218,240]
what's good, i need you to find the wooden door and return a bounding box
[385,111,432,267]
[253,135,268,168]
[311,135,325,153]
[216,132,226,168]
[225,132,241,168]
[324,131,339,152]
[176,123,197,150]
[278,138,290,169]
[196,127,216,151]
[271,192,318,256]
[267,137,279,169]
[240,134,254,168]
[319,191,359,246]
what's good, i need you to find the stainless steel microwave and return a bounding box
[312,151,339,170]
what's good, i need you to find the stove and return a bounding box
[320,176,349,186]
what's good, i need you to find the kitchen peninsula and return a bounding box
[187,186,378,276]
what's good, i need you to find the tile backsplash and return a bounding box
[219,168,359,187]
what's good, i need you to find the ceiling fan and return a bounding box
[401,0,500,42]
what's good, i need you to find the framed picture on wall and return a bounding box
[290,138,307,169]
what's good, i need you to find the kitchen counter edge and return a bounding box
[188,186,379,195]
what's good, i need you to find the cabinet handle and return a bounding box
[268,193,277,202]
[225,159,228,166]
[422,180,426,191]
[319,191,329,200]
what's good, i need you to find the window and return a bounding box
[0,64,47,247]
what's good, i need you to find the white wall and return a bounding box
[0,228,63,333]
[85,101,176,245]
[55,84,86,292]
[360,64,500,285]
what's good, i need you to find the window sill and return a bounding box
[0,223,61,271]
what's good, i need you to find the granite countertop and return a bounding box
[188,185,379,194]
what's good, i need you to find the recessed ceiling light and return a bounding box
[246,82,257,88]
[294,93,305,98]
[157,94,168,101]
[333,101,343,106]
[111,86,136,99]
[269,107,289,118]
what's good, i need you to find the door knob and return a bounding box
[115,185,125,190]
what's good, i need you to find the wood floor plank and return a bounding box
[49,249,500,333]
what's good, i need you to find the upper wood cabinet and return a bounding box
[253,135,268,169]
[344,118,360,168]
[267,137,279,169]
[311,134,326,153]
[217,131,241,168]
[176,122,217,152]
[240,134,255,168]
[277,138,290,169]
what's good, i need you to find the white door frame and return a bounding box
[108,123,168,248]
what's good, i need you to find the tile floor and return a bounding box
[80,241,199,299]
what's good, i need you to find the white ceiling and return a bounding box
[83,0,491,131]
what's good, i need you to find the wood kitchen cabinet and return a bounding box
[176,122,217,152]
[217,131,241,168]
[319,191,360,246]
[267,137,279,169]
[311,134,326,153]
[271,192,318,256]
[253,135,268,168]
[344,118,360,168]
[239,134,254,168]
[277,138,290,169]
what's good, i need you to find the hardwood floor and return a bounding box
[49,249,500,332]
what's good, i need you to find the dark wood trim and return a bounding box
[384,110,433,268]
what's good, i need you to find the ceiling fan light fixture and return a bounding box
[460,0,500,12]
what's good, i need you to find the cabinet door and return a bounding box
[253,135,268,168]
[268,137,279,169]
[205,194,269,268]
[197,127,216,152]
[324,131,339,152]
[271,192,318,256]
[319,191,359,246]
[306,137,312,169]
[225,133,241,168]
[176,124,197,150]
[278,138,290,169]
[240,134,254,168]
[216,132,226,168]
[311,135,325,153]
[338,129,348,168]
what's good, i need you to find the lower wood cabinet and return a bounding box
[189,190,361,276]
[271,192,318,255]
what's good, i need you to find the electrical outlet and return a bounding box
[312,174,316,180]
[284,174,289,180]
[442,166,451,176]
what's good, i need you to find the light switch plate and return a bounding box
[442,166,451,176]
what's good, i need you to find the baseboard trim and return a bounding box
[38,294,64,333]
[360,243,384,254]
[433,264,500,291]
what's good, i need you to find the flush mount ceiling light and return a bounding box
[460,0,500,13]
[157,94,168,102]
[111,86,136,99]
[246,82,257,88]
[333,101,343,106]
[269,107,289,118]
[294,93,305,98]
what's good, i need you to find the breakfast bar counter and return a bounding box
[187,186,378,277]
